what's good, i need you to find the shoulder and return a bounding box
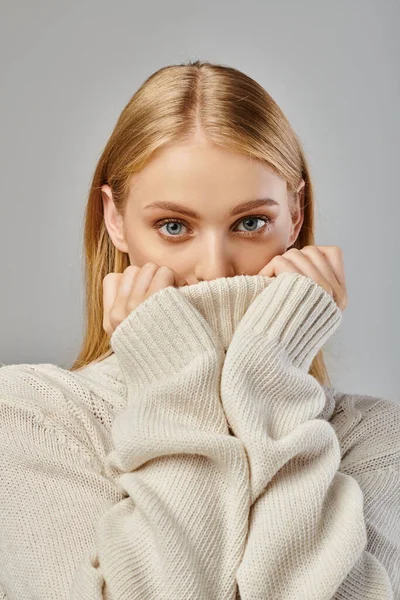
[0,361,78,416]
[323,384,400,476]
[0,357,126,414]
[0,360,126,464]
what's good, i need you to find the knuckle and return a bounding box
[157,265,174,276]
[126,298,140,312]
[109,308,125,326]
[125,265,139,275]
[103,272,115,286]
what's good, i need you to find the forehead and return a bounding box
[128,141,287,208]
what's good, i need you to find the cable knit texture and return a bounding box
[0,271,399,600]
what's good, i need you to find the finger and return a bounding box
[300,246,343,301]
[281,248,334,297]
[110,266,141,327]
[314,246,347,294]
[258,255,300,278]
[145,266,177,297]
[126,263,161,309]
[103,273,123,335]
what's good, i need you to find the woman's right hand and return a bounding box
[102,263,186,337]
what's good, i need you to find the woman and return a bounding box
[0,60,398,599]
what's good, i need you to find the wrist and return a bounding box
[110,285,224,388]
[231,272,343,371]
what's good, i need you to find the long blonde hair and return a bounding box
[70,59,332,386]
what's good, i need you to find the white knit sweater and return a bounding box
[0,271,399,600]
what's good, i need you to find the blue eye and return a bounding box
[153,215,273,242]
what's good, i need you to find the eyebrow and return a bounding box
[143,198,279,219]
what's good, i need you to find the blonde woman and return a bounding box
[0,61,399,600]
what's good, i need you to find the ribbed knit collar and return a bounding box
[82,274,340,423]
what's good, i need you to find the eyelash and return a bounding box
[152,215,273,241]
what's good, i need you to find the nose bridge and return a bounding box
[194,230,236,281]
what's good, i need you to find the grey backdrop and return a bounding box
[1,0,399,402]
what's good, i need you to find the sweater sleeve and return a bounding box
[220,271,398,600]
[0,285,250,600]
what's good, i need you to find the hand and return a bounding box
[257,245,348,312]
[102,262,183,337]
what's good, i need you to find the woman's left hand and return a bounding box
[257,245,348,312]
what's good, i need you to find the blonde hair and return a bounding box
[70,59,332,387]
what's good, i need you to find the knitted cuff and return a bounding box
[110,285,224,387]
[232,271,343,371]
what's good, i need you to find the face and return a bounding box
[102,138,304,286]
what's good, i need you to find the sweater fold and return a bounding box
[70,285,251,599]
[220,272,395,599]
[0,272,399,600]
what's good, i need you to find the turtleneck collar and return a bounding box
[79,274,340,423]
